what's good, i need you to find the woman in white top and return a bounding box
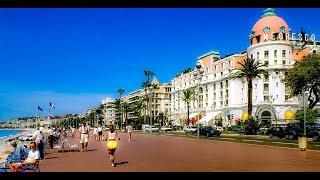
[105,125,120,167]
[79,122,90,152]
[125,123,133,141]
[97,125,103,141]
[93,126,98,141]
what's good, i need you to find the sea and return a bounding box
[0,130,21,138]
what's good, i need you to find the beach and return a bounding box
[0,129,34,164]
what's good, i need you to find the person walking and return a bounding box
[105,125,120,167]
[97,124,103,141]
[32,127,45,159]
[125,123,133,141]
[93,126,98,141]
[79,122,89,152]
[47,127,54,149]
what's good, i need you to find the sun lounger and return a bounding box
[64,140,80,152]
[53,140,70,152]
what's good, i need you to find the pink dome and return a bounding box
[250,8,290,45]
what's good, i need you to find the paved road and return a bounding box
[40,132,320,172]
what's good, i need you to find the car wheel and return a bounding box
[313,135,319,141]
[288,134,295,140]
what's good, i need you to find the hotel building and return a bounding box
[170,8,320,126]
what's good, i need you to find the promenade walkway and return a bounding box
[40,131,320,172]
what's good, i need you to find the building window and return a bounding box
[257,52,259,60]
[282,60,286,65]
[264,95,269,101]
[282,50,286,58]
[265,60,269,66]
[251,54,253,59]
[213,84,216,90]
[263,84,269,94]
[220,101,223,106]
[264,74,268,82]
[214,74,216,78]
[213,92,216,98]
[274,50,277,58]
[225,100,228,106]
[220,91,223,97]
[214,102,216,107]
[264,51,269,59]
[220,82,223,88]
[285,95,290,101]
[274,60,277,65]
[221,72,223,76]
[276,82,278,87]
[255,84,257,89]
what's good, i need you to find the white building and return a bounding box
[171,8,320,127]
[101,98,117,125]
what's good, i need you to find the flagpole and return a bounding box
[35,107,38,130]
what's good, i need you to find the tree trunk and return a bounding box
[247,78,253,119]
[187,103,190,126]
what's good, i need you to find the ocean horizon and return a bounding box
[0,129,21,138]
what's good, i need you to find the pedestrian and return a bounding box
[79,122,89,152]
[47,127,54,149]
[97,124,103,141]
[32,127,45,159]
[105,125,120,167]
[93,126,98,141]
[71,126,76,138]
[125,123,133,141]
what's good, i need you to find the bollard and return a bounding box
[298,136,307,151]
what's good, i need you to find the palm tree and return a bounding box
[180,88,196,125]
[230,58,268,119]
[117,88,125,128]
[142,70,154,124]
[131,99,145,119]
[114,98,122,127]
[122,102,131,125]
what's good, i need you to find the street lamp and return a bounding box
[193,62,204,139]
[150,88,155,134]
[159,112,164,131]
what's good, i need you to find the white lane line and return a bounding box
[272,142,298,146]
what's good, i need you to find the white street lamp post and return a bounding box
[193,62,204,140]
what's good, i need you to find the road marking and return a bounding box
[220,138,236,141]
[272,142,298,146]
[242,139,263,143]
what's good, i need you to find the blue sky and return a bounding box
[0,8,319,121]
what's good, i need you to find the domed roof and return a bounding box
[250,8,290,45]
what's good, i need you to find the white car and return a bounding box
[144,125,160,132]
[160,127,172,132]
[183,125,198,133]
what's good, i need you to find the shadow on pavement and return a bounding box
[44,157,59,160]
[115,161,128,166]
[87,149,98,152]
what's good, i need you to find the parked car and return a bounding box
[266,126,286,139]
[309,123,320,141]
[198,126,222,137]
[183,125,198,133]
[144,125,160,132]
[160,127,172,132]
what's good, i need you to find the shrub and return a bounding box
[243,117,260,135]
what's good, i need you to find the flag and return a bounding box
[50,102,55,109]
[37,106,43,111]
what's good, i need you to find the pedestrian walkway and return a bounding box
[40,131,320,172]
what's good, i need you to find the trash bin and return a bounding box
[298,136,307,151]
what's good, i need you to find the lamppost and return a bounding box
[159,112,164,131]
[150,88,155,134]
[193,62,204,139]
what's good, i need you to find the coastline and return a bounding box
[0,129,34,164]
